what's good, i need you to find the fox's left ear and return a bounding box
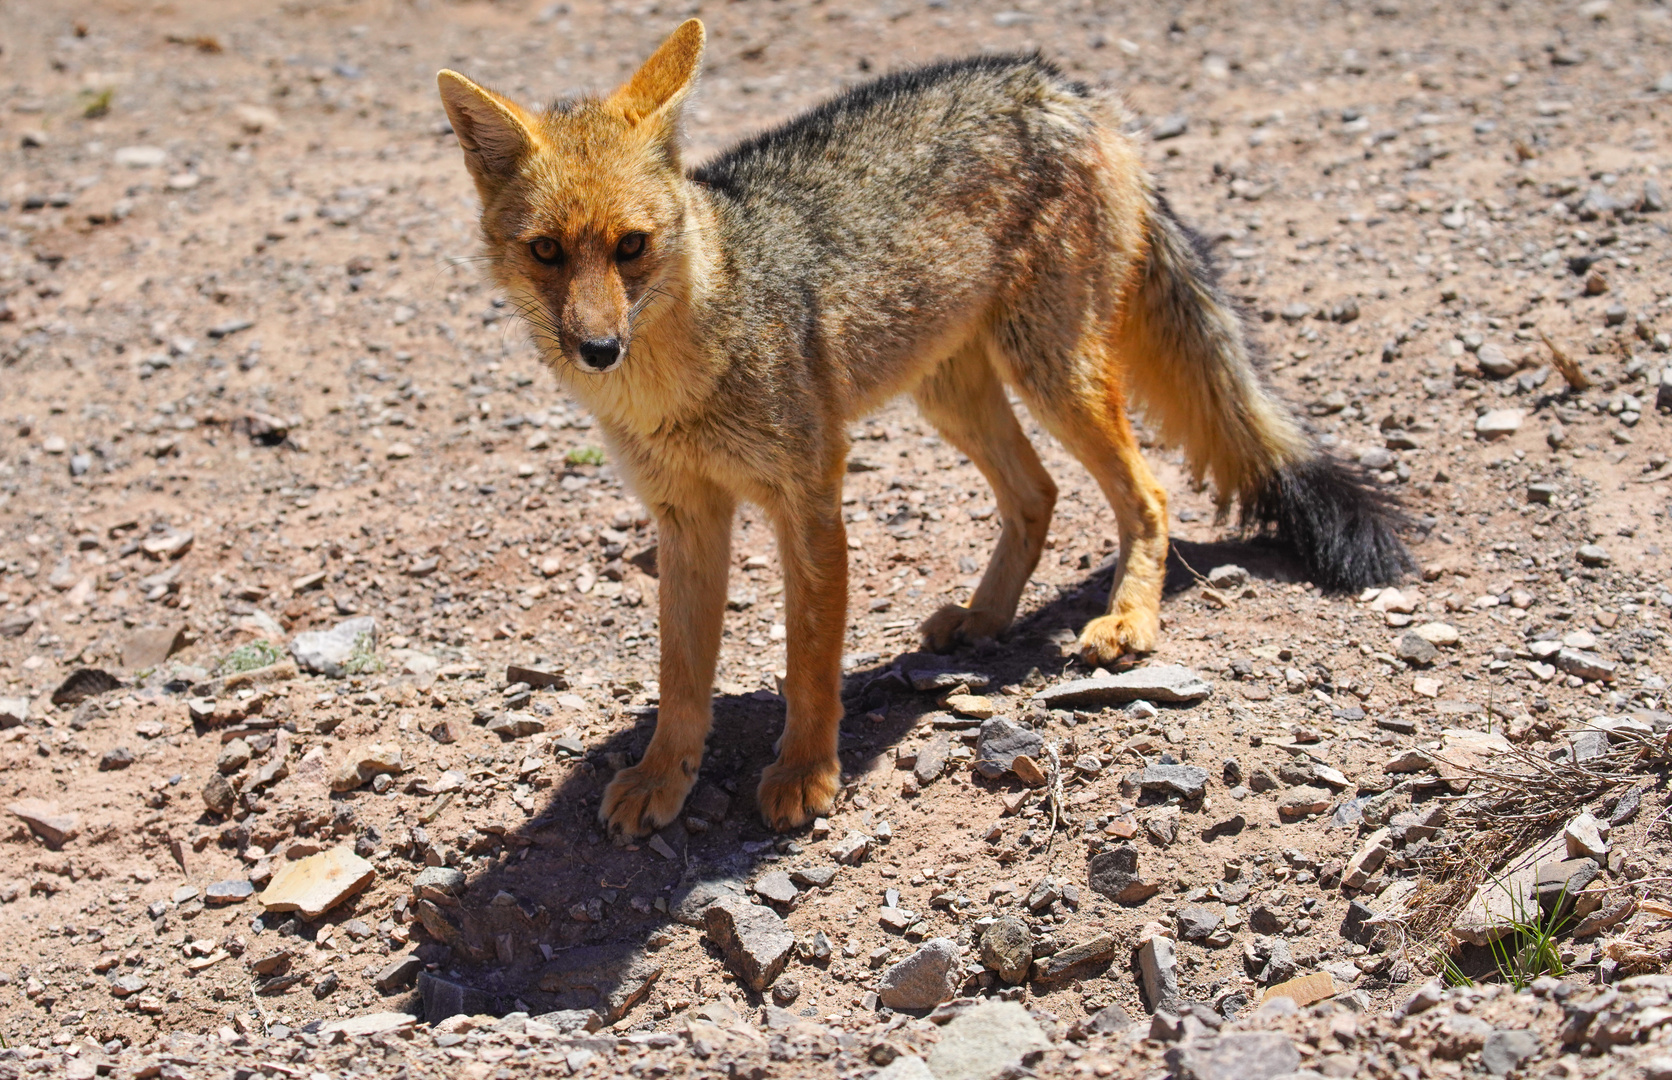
[437,70,539,198]
[609,19,705,131]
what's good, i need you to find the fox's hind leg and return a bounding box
[914,345,1058,652]
[1008,345,1169,664]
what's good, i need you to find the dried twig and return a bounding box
[1042,741,1064,861]
[1539,329,1590,391]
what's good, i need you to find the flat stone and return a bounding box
[1177,904,1223,940]
[536,944,662,1023]
[1277,787,1333,821]
[1475,409,1523,439]
[704,895,794,991]
[873,1056,935,1080]
[7,798,80,846]
[1034,666,1211,708]
[419,972,498,1023]
[1136,764,1210,800]
[375,954,423,991]
[909,669,991,693]
[289,616,378,678]
[926,1000,1050,1080]
[320,1012,417,1037]
[877,938,961,1011]
[790,865,837,889]
[122,624,190,670]
[1555,648,1616,682]
[1138,933,1181,1014]
[671,878,745,927]
[1088,845,1159,904]
[973,717,1043,779]
[752,870,799,906]
[1167,1032,1301,1080]
[1565,813,1610,860]
[413,866,467,896]
[1261,972,1336,1007]
[217,738,252,774]
[979,915,1033,984]
[1482,1028,1540,1076]
[258,846,376,920]
[99,746,134,771]
[1343,828,1393,889]
[1032,932,1116,982]
[205,880,254,904]
[1396,632,1438,665]
[109,974,147,997]
[487,711,546,738]
[914,733,952,786]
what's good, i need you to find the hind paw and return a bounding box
[1077,610,1160,665]
[920,603,1009,652]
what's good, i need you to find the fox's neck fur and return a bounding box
[541,185,726,442]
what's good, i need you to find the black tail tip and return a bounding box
[1241,456,1415,592]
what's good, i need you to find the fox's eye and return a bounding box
[616,232,648,261]
[529,237,563,265]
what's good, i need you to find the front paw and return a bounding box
[599,760,696,838]
[1077,609,1160,665]
[757,756,841,832]
[919,603,1008,652]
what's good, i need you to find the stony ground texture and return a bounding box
[4,0,1672,1078]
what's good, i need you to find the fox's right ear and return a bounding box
[437,71,538,194]
[609,19,706,126]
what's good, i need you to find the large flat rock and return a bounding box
[926,999,1048,1080]
[1032,666,1211,708]
[258,846,376,919]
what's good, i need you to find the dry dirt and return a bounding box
[4,1,1672,1078]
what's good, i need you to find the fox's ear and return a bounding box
[437,70,538,194]
[609,19,705,126]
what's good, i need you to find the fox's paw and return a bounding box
[757,756,841,832]
[599,760,696,838]
[920,603,1009,653]
[1077,609,1160,665]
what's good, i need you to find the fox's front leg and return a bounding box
[757,489,847,831]
[599,483,734,837]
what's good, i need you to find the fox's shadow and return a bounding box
[365,535,1304,1024]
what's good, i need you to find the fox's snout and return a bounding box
[577,337,623,372]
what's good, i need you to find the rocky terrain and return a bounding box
[4,0,1672,1077]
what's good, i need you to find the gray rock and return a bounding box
[1206,564,1248,589]
[1575,544,1611,567]
[487,711,546,738]
[109,974,147,997]
[704,894,794,991]
[1034,666,1211,708]
[1482,1028,1540,1075]
[99,746,134,771]
[909,669,991,692]
[876,938,961,1011]
[790,865,837,889]
[873,1056,935,1080]
[973,717,1044,779]
[290,617,378,678]
[1152,113,1189,140]
[419,972,497,1023]
[914,732,952,786]
[205,879,254,904]
[529,1009,602,1035]
[1088,845,1159,904]
[1139,934,1181,1014]
[413,866,467,896]
[202,772,236,816]
[1137,763,1210,800]
[1555,648,1615,682]
[979,915,1033,984]
[925,1000,1049,1080]
[1032,932,1116,982]
[1476,343,1517,377]
[752,870,799,906]
[536,943,662,1023]
[375,954,423,991]
[832,830,873,865]
[671,878,745,926]
[0,696,29,728]
[1475,410,1523,439]
[217,738,252,774]
[1395,632,1438,666]
[1177,904,1223,941]
[1081,1002,1134,1035]
[1167,1032,1300,1080]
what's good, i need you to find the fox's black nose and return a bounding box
[578,337,621,370]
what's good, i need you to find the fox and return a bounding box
[435,20,1411,838]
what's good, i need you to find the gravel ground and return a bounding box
[4,1,1672,1078]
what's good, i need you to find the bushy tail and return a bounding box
[1119,193,1413,591]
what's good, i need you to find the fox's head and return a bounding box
[437,20,705,375]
